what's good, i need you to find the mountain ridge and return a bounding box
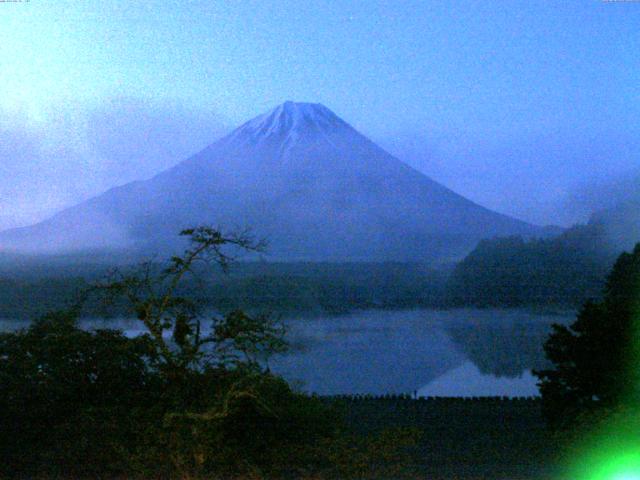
[0,101,551,261]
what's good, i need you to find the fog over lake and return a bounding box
[1,308,573,397]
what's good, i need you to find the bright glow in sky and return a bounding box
[0,0,639,227]
[4,1,637,130]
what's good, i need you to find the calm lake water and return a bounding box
[1,308,574,397]
[268,309,573,397]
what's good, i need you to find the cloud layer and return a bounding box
[0,98,228,231]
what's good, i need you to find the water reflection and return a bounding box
[270,310,465,395]
[268,309,573,397]
[444,314,560,378]
[418,362,540,398]
[0,308,574,397]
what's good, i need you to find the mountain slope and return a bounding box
[0,102,548,261]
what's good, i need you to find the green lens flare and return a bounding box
[557,249,640,479]
[612,474,640,480]
[565,421,640,480]
[571,452,640,479]
[593,454,640,480]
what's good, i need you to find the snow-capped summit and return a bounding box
[0,102,548,260]
[247,101,345,132]
[226,101,349,149]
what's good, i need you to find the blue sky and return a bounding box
[0,0,638,226]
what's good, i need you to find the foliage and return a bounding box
[447,224,615,307]
[0,261,451,319]
[0,310,161,477]
[0,314,419,479]
[0,227,422,479]
[318,427,422,479]
[535,243,640,429]
[89,227,275,372]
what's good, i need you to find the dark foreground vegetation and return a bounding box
[335,395,557,479]
[536,242,640,427]
[0,308,557,479]
[533,243,640,478]
[2,227,640,478]
[2,308,562,479]
[0,229,422,480]
[1,311,422,479]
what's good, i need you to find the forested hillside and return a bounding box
[0,262,451,319]
[447,223,617,307]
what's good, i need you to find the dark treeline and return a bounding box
[0,221,633,320]
[447,223,618,308]
[0,261,452,319]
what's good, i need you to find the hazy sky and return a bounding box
[1,0,638,228]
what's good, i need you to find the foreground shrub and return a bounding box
[0,228,420,479]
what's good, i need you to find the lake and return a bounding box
[0,308,574,397]
[269,309,573,397]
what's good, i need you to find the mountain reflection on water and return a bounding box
[268,309,574,397]
[445,319,556,379]
[417,362,540,398]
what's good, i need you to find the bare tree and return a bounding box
[92,227,285,373]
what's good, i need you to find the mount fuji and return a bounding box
[0,102,550,261]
